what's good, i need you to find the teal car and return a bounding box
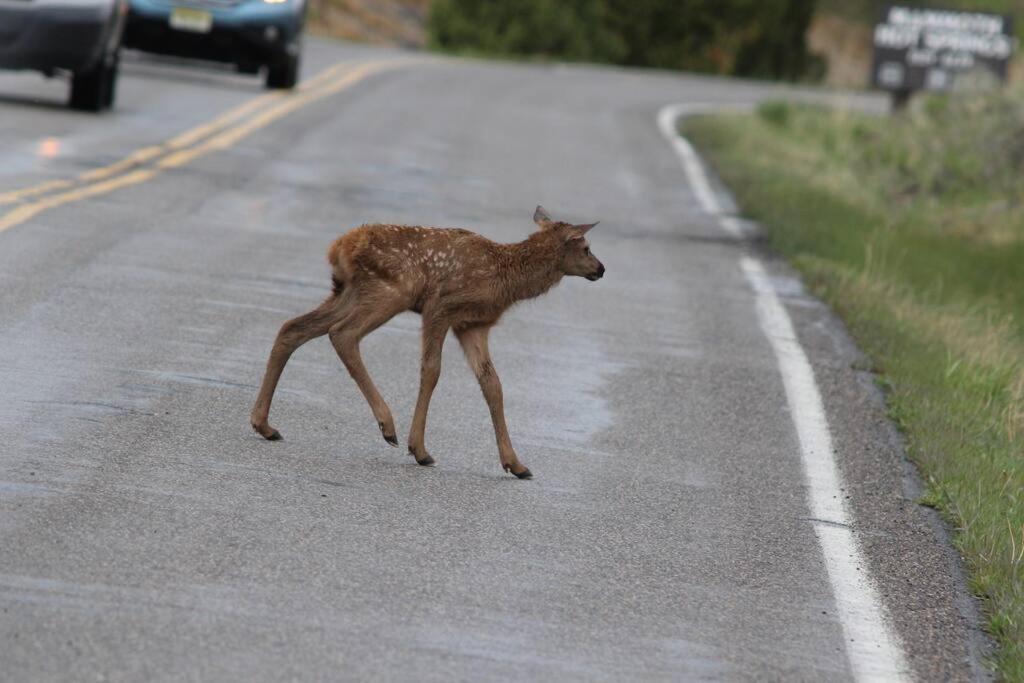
[123,0,305,89]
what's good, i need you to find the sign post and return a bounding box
[872,5,1015,110]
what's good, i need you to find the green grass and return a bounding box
[684,93,1024,679]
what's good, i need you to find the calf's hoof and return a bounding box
[504,463,533,480]
[252,423,282,441]
[408,446,435,467]
[379,421,399,447]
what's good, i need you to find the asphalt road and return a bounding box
[0,39,989,680]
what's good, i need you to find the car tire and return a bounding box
[265,51,299,90]
[103,53,119,109]
[70,53,118,112]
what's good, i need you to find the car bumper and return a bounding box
[0,1,118,72]
[124,0,301,66]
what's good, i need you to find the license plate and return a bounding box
[169,7,212,33]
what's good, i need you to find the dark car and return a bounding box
[0,0,128,111]
[123,0,305,89]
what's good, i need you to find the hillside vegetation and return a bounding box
[308,0,1022,86]
[427,0,819,79]
[686,89,1024,678]
[307,0,429,47]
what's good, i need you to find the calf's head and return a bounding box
[533,205,605,281]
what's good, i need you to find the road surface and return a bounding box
[0,39,988,680]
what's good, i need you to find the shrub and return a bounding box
[428,0,820,80]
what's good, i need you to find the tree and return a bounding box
[428,0,820,80]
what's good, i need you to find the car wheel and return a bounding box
[103,53,119,109]
[265,51,300,90]
[70,53,118,112]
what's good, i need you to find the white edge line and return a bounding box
[657,103,911,682]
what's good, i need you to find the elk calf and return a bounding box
[250,206,605,479]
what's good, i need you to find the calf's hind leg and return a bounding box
[251,298,341,440]
[328,301,404,447]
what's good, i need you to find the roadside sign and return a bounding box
[872,5,1014,92]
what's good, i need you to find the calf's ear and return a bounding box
[533,205,554,229]
[564,223,598,242]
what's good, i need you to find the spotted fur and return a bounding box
[251,206,605,478]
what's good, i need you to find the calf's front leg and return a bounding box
[407,319,448,466]
[456,325,532,479]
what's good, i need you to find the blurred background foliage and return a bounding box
[427,0,819,79]
[307,0,1023,85]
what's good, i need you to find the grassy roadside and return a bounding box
[684,94,1024,678]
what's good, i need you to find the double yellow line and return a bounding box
[0,58,421,234]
